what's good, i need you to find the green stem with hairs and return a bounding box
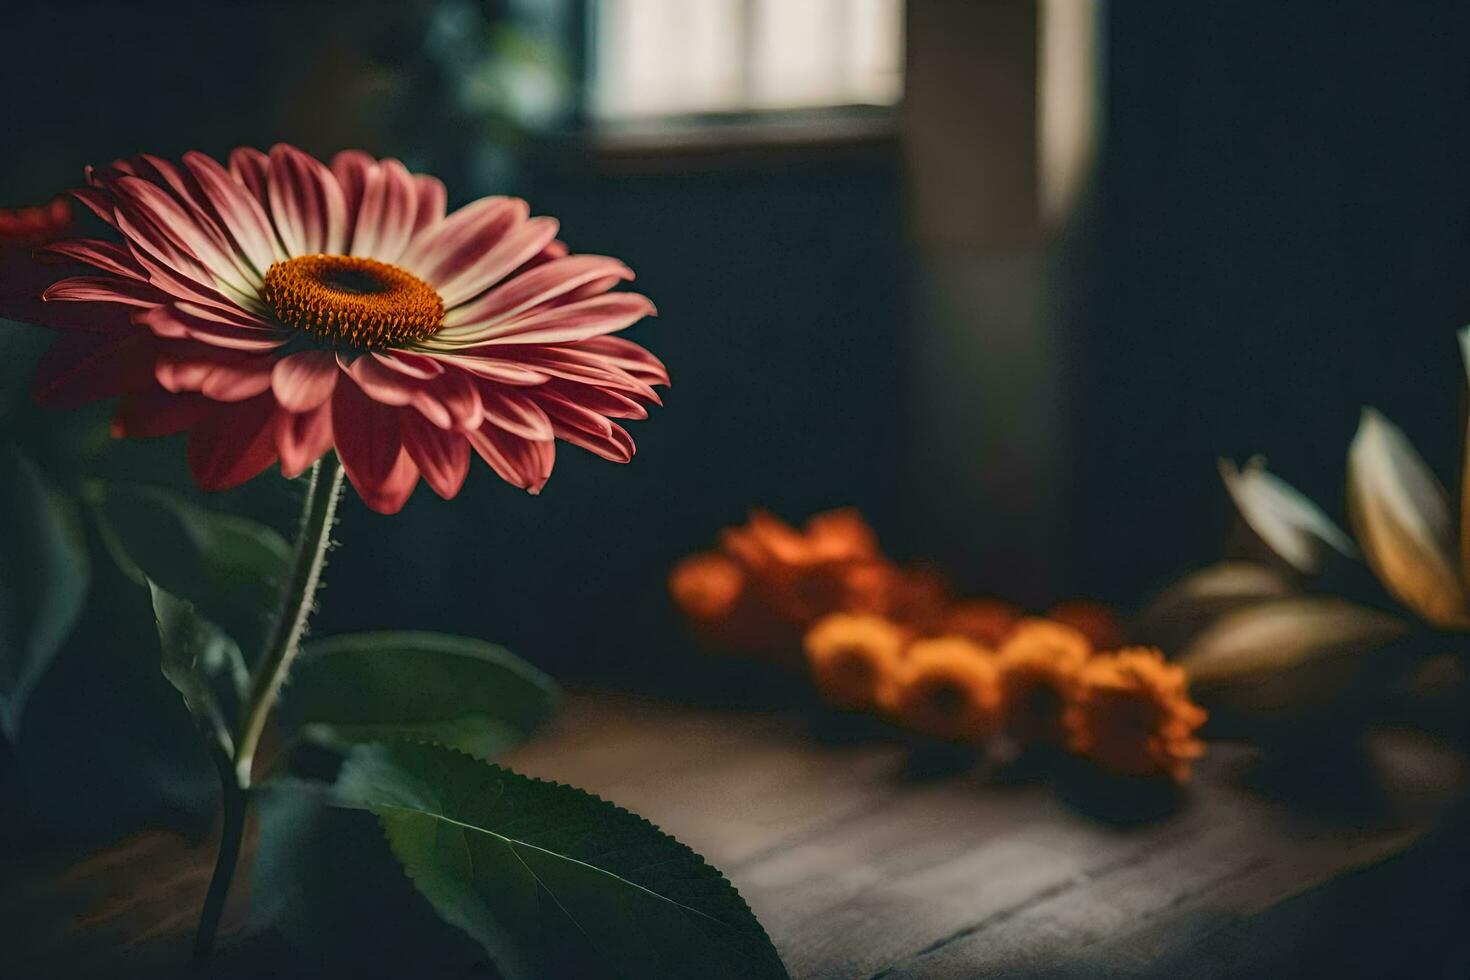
[192,454,344,962]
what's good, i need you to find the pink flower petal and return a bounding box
[436,215,560,309]
[138,304,288,352]
[480,386,554,440]
[34,330,158,409]
[420,353,551,386]
[43,276,158,307]
[454,292,657,347]
[553,418,636,463]
[403,411,470,499]
[400,196,527,289]
[495,346,661,403]
[229,147,273,212]
[361,446,420,515]
[70,186,120,231]
[372,349,444,380]
[340,353,415,406]
[274,404,334,478]
[576,335,670,386]
[113,204,228,303]
[183,151,285,275]
[464,424,554,494]
[267,144,348,256]
[331,150,375,237]
[410,174,447,236]
[333,378,406,489]
[542,380,649,420]
[538,390,637,463]
[38,239,148,281]
[113,389,212,438]
[271,350,339,412]
[429,368,484,429]
[350,158,417,264]
[443,254,633,329]
[156,348,274,402]
[187,394,279,491]
[113,175,258,295]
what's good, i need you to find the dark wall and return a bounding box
[1073,1,1470,603]
[7,0,1469,676]
[322,148,908,685]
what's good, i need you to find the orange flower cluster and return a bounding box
[668,509,946,659]
[670,508,1208,782]
[802,611,1208,784]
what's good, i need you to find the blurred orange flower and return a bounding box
[0,196,74,327]
[1000,618,1093,663]
[0,196,71,248]
[721,507,879,576]
[1064,647,1208,783]
[803,612,908,712]
[669,552,746,623]
[938,598,1024,647]
[1045,600,1122,650]
[885,636,1000,742]
[995,635,1087,747]
[673,509,950,654]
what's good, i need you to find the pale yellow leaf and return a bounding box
[1218,457,1355,574]
[1180,595,1407,691]
[1347,409,1468,628]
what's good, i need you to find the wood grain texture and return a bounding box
[3,692,1467,978]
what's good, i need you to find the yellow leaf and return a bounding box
[1135,561,1297,655]
[1347,409,1469,628]
[1180,596,1407,697]
[1218,457,1355,574]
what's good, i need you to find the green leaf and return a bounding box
[94,482,290,653]
[285,632,559,759]
[251,780,487,976]
[147,581,244,755]
[335,741,789,980]
[0,448,89,739]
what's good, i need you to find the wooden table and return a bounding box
[5,691,1469,978]
[506,694,1470,979]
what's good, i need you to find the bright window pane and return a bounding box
[592,0,904,120]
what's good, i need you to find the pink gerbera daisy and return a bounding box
[28,144,665,513]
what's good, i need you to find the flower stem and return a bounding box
[192,454,344,962]
[233,454,344,788]
[193,754,247,961]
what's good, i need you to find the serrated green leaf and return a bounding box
[284,632,559,759]
[0,447,88,740]
[94,482,290,655]
[335,741,789,980]
[251,779,488,976]
[147,581,243,756]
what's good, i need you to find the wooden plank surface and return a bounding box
[506,694,1468,979]
[3,691,1466,978]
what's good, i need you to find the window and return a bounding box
[590,0,904,121]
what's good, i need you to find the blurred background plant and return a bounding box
[1136,329,1470,753]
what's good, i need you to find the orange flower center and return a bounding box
[262,254,444,349]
